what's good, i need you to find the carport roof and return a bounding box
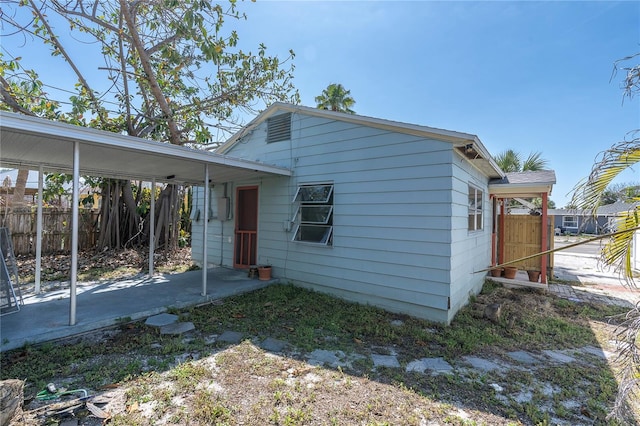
[0,111,291,184]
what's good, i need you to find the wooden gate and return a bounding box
[503,215,554,273]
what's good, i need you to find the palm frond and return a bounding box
[494,149,521,172]
[522,151,548,171]
[602,210,640,288]
[571,135,640,212]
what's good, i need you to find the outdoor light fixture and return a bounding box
[166,174,175,179]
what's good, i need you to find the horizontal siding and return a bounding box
[294,280,450,323]
[194,113,494,323]
[447,151,492,322]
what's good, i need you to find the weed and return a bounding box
[191,389,234,424]
[168,361,209,391]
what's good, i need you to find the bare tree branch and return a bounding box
[27,0,106,124]
[119,0,182,144]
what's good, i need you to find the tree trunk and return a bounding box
[0,379,24,426]
[11,169,29,208]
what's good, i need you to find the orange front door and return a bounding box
[234,186,258,268]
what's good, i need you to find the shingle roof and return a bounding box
[553,202,639,217]
[489,170,556,186]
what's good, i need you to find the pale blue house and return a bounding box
[191,103,513,323]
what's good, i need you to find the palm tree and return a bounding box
[571,138,640,282]
[494,149,548,172]
[315,83,356,114]
[571,51,640,423]
[570,137,640,422]
[522,151,548,171]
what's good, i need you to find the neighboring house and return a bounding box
[553,202,639,235]
[190,103,552,324]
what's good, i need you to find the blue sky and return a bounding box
[3,1,639,208]
[230,1,640,208]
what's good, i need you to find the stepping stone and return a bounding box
[462,356,506,372]
[260,337,288,352]
[542,349,575,364]
[145,313,178,328]
[204,334,218,345]
[506,350,541,365]
[218,330,243,343]
[406,357,453,375]
[490,383,504,392]
[307,349,347,368]
[160,322,195,335]
[580,345,614,359]
[371,354,400,369]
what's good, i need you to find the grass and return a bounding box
[1,281,635,425]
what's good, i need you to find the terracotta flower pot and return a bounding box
[503,266,518,279]
[258,265,272,281]
[527,270,541,282]
[490,268,503,277]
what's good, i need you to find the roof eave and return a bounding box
[218,103,505,178]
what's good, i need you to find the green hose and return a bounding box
[36,383,88,401]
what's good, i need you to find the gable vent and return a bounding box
[266,113,292,143]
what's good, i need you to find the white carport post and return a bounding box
[69,141,80,326]
[35,166,43,294]
[202,164,209,296]
[148,179,155,277]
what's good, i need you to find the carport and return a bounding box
[0,111,291,325]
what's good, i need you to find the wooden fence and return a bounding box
[503,215,554,273]
[0,209,98,255]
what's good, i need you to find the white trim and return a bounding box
[217,103,504,179]
[0,111,291,184]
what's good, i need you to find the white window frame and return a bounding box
[468,185,483,231]
[292,183,334,245]
[563,215,578,229]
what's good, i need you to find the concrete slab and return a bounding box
[580,345,614,360]
[371,354,400,369]
[461,356,507,372]
[307,349,347,368]
[217,331,243,344]
[260,337,288,352]
[406,357,453,375]
[506,350,542,365]
[160,322,195,335]
[145,313,179,328]
[1,266,275,351]
[542,349,576,364]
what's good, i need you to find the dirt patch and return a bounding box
[15,247,194,294]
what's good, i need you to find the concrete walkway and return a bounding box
[0,267,276,351]
[551,250,639,307]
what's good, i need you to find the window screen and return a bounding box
[292,183,333,245]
